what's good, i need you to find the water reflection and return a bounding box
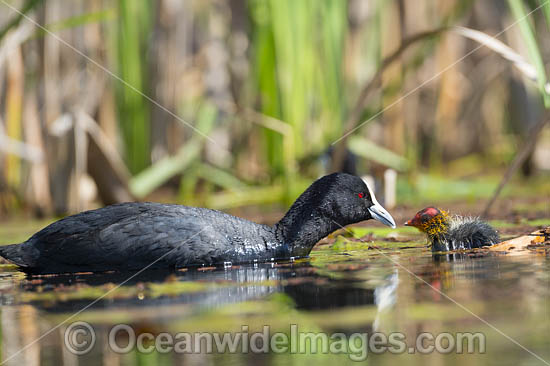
[0,247,548,366]
[373,270,399,331]
[3,262,380,312]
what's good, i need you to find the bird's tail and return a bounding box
[0,243,29,268]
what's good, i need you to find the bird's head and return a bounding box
[276,173,396,257]
[405,207,450,239]
[319,173,397,228]
[281,173,397,230]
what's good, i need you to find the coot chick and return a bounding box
[0,173,396,274]
[405,207,499,252]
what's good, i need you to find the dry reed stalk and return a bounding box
[23,94,53,215]
[5,44,23,189]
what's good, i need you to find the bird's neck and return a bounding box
[274,214,341,257]
[423,213,451,244]
[274,192,348,258]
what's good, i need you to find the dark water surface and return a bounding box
[0,226,548,366]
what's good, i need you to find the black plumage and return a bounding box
[0,173,396,274]
[441,217,500,251]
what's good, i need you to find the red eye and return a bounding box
[358,193,364,198]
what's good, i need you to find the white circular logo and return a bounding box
[64,321,96,355]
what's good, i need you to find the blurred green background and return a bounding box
[0,0,549,218]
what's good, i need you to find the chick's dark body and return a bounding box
[433,218,500,252]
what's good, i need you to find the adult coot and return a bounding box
[0,173,396,274]
[405,207,499,252]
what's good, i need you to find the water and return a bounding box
[0,226,548,365]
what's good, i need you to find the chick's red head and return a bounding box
[405,207,445,232]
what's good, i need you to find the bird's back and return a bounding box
[445,216,500,250]
[1,202,280,273]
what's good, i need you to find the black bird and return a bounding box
[405,207,499,252]
[0,173,396,274]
